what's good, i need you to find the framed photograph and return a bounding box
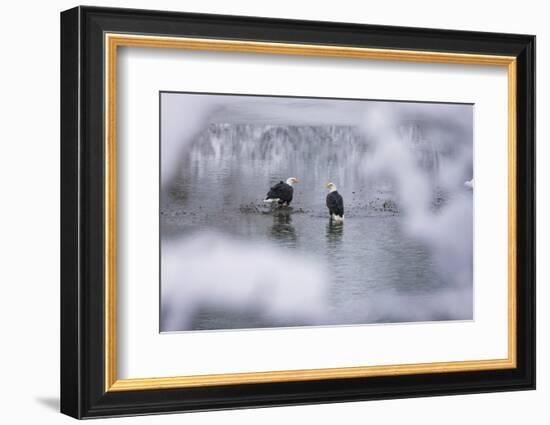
[60,6,535,419]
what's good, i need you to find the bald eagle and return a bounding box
[264,177,299,206]
[325,182,344,222]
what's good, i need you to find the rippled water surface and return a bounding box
[161,122,473,331]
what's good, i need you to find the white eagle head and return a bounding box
[325,182,337,192]
[286,177,299,186]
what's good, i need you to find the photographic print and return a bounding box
[61,9,535,417]
[160,92,474,332]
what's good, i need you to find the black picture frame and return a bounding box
[61,5,535,419]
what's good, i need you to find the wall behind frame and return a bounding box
[0,1,543,424]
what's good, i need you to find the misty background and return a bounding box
[160,93,473,332]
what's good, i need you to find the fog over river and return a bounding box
[160,93,473,332]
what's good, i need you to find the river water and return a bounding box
[160,122,473,332]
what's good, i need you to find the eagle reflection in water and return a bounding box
[270,211,296,244]
[326,220,344,246]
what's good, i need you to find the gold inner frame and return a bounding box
[104,33,517,392]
